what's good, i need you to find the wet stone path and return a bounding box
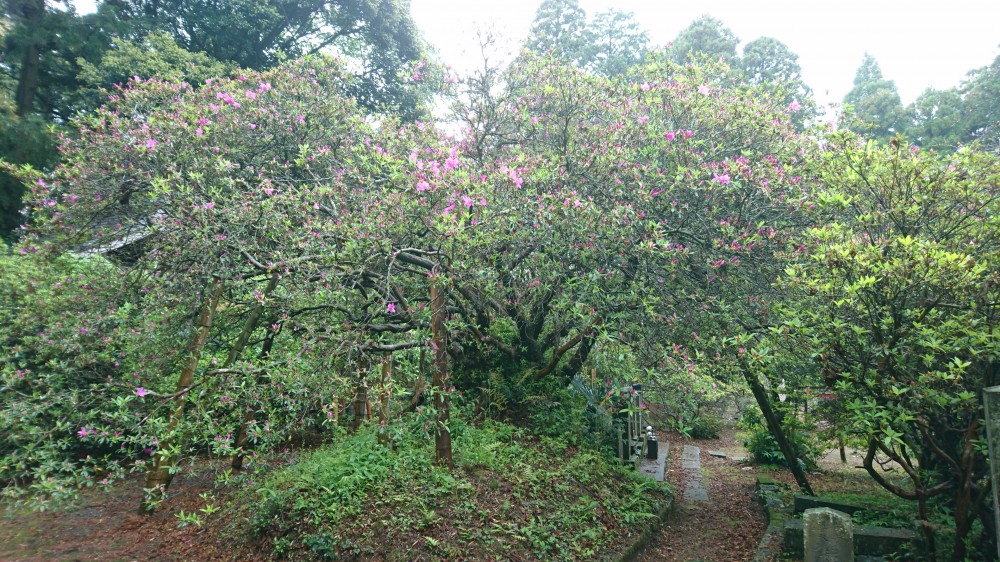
[681,445,709,502]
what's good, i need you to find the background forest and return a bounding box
[2,1,999,561]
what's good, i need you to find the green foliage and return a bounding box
[110,0,427,118]
[961,52,1000,151]
[905,87,965,151]
[843,53,906,139]
[247,421,669,561]
[586,9,649,77]
[687,413,723,440]
[779,132,1000,559]
[740,37,813,128]
[669,15,739,63]
[524,380,591,445]
[524,0,593,68]
[0,251,129,504]
[739,409,818,469]
[2,1,124,120]
[75,32,235,111]
[524,1,649,76]
[0,110,56,240]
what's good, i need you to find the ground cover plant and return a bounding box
[244,420,669,561]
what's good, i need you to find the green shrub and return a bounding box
[688,413,724,439]
[740,409,819,469]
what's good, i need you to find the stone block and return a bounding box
[853,526,916,557]
[783,519,916,558]
[794,494,869,516]
[804,508,854,562]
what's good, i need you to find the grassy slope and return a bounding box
[234,421,671,561]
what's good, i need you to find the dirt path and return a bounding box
[1,431,772,562]
[638,428,769,562]
[0,463,260,562]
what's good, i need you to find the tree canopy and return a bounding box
[843,53,906,139]
[523,0,650,76]
[669,15,739,64]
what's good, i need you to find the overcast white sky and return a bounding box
[410,0,1000,109]
[73,0,999,109]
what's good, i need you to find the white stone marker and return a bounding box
[803,507,853,562]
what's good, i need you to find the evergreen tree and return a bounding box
[843,53,905,139]
[961,52,1000,151]
[524,0,593,68]
[104,0,426,117]
[741,37,807,93]
[906,87,964,151]
[2,1,122,120]
[588,9,649,77]
[669,15,738,64]
[741,37,812,127]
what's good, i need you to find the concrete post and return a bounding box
[803,507,853,562]
[983,385,1000,561]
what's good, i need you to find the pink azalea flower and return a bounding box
[416,180,430,192]
[246,90,257,99]
[204,201,214,210]
[136,387,148,397]
[664,131,676,141]
[196,128,204,136]
[387,302,396,314]
[698,85,711,95]
[712,172,731,185]
[788,100,801,112]
[462,195,473,208]
[146,139,157,150]
[77,427,89,437]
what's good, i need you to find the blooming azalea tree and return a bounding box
[7,49,823,512]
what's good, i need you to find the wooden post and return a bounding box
[430,282,453,468]
[141,278,223,514]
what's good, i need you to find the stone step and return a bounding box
[680,444,709,502]
[681,444,701,469]
[638,441,670,482]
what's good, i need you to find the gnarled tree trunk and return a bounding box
[140,278,223,514]
[431,282,452,468]
[741,362,814,496]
